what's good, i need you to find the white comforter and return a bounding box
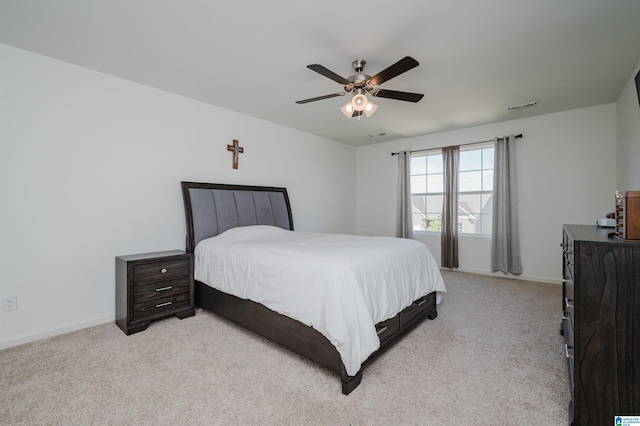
[194,225,446,376]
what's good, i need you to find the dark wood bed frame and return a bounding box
[181,181,438,394]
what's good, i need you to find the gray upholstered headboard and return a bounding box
[181,182,294,252]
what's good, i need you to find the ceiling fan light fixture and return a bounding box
[352,93,368,111]
[340,102,354,118]
[341,94,377,119]
[364,100,378,118]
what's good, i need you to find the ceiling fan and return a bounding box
[296,56,424,118]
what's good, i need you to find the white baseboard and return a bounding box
[0,315,115,350]
[444,267,561,285]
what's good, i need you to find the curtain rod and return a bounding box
[390,133,522,156]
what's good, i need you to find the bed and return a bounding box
[181,181,446,394]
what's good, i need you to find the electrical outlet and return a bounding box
[3,295,17,312]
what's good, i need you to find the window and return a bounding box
[410,144,494,234]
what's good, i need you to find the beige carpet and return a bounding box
[0,271,568,425]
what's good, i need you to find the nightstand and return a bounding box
[115,250,195,335]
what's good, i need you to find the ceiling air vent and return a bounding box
[508,101,537,111]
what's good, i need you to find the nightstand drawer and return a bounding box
[133,258,189,283]
[133,278,190,303]
[133,292,191,319]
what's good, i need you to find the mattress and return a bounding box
[194,225,446,375]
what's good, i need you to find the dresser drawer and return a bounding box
[132,292,191,319]
[376,315,400,343]
[400,293,435,327]
[563,279,574,330]
[133,258,190,283]
[133,278,190,303]
[562,316,575,402]
[563,250,574,281]
[562,315,574,355]
[562,235,575,281]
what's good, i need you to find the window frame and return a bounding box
[410,142,494,236]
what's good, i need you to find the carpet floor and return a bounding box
[0,271,569,425]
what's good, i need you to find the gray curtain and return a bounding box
[396,150,413,239]
[491,135,523,275]
[441,145,459,268]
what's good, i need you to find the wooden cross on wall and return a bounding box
[227,139,244,169]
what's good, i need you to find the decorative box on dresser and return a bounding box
[116,250,195,335]
[615,190,640,241]
[561,225,640,425]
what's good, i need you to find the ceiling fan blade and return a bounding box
[373,89,424,103]
[368,56,419,86]
[307,64,351,85]
[295,92,346,104]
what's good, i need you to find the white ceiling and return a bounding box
[2,0,640,146]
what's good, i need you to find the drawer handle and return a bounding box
[565,297,574,309]
[562,312,571,321]
[155,286,173,292]
[565,344,574,359]
[160,268,168,274]
[417,299,427,307]
[376,326,388,335]
[562,278,572,283]
[155,301,172,308]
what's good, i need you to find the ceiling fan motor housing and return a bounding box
[352,59,366,72]
[346,60,371,92]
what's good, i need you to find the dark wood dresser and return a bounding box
[561,225,640,425]
[116,250,195,335]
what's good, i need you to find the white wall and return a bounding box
[616,58,640,190]
[356,104,617,283]
[0,44,356,348]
